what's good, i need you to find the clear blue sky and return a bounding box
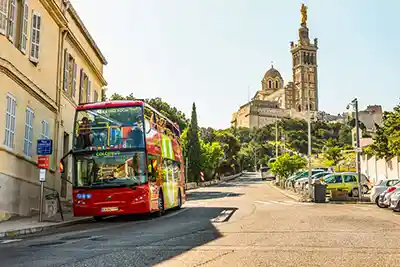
[71,0,399,129]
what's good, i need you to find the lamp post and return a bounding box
[275,95,283,158]
[275,114,279,157]
[347,98,362,201]
[307,68,313,198]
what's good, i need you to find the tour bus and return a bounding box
[60,100,185,220]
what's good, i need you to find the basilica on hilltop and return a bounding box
[231,4,320,129]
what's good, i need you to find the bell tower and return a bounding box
[290,4,318,112]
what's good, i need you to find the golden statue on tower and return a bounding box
[300,3,307,25]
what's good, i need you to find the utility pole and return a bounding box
[307,69,313,198]
[353,98,363,201]
[275,115,279,157]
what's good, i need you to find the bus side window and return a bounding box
[147,155,159,182]
[172,161,181,183]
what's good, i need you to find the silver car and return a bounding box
[378,185,400,208]
[389,189,400,212]
[370,179,400,204]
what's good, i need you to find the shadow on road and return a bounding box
[0,207,235,267]
[187,191,243,201]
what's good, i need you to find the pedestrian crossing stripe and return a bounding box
[0,239,22,244]
[254,200,314,206]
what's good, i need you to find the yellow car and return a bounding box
[322,172,370,197]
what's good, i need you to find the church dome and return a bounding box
[264,66,282,80]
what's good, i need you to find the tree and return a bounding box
[324,146,344,166]
[187,103,202,182]
[366,103,400,159]
[200,140,224,179]
[269,153,307,184]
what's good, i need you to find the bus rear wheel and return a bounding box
[176,189,182,209]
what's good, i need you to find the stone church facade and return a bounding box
[231,4,319,129]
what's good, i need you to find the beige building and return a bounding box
[231,4,319,129]
[0,0,107,217]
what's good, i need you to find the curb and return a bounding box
[268,183,305,202]
[325,201,373,205]
[0,217,93,239]
[268,183,373,205]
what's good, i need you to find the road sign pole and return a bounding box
[38,168,46,222]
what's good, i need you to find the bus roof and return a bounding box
[76,100,144,110]
[76,100,181,133]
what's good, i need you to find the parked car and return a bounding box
[261,166,275,180]
[377,185,400,208]
[389,189,400,212]
[370,179,400,205]
[322,172,371,197]
[296,171,332,190]
[286,169,326,188]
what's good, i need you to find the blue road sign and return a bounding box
[37,139,53,155]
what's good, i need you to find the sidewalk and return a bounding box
[0,213,92,239]
[269,182,373,204]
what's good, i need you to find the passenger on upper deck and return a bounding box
[77,117,92,149]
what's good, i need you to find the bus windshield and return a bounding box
[74,151,147,188]
[73,106,145,150]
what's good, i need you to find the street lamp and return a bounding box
[275,95,283,157]
[347,98,362,201]
[306,67,313,198]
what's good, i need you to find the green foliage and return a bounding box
[366,103,400,159]
[324,146,344,166]
[187,103,202,182]
[108,94,189,131]
[268,153,307,179]
[200,140,224,179]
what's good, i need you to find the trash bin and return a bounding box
[313,183,327,203]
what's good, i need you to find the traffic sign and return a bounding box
[37,139,53,155]
[39,169,46,182]
[200,171,204,182]
[38,155,50,169]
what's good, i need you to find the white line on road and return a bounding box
[254,200,314,206]
[0,239,23,244]
[211,209,235,223]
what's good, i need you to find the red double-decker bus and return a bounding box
[60,100,186,220]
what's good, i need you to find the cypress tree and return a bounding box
[187,102,201,182]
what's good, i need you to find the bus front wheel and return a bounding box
[93,216,103,222]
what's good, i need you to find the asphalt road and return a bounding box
[1,173,400,266]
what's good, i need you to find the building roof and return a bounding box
[68,3,108,65]
[264,66,282,80]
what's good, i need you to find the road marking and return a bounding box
[211,209,235,223]
[254,200,314,206]
[0,239,23,244]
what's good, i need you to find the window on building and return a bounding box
[4,94,16,149]
[7,0,16,42]
[63,50,77,97]
[40,120,49,139]
[29,11,41,63]
[0,0,8,35]
[79,69,89,104]
[24,107,34,157]
[94,90,98,102]
[87,80,91,102]
[19,0,28,53]
[268,80,272,88]
[275,80,279,88]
